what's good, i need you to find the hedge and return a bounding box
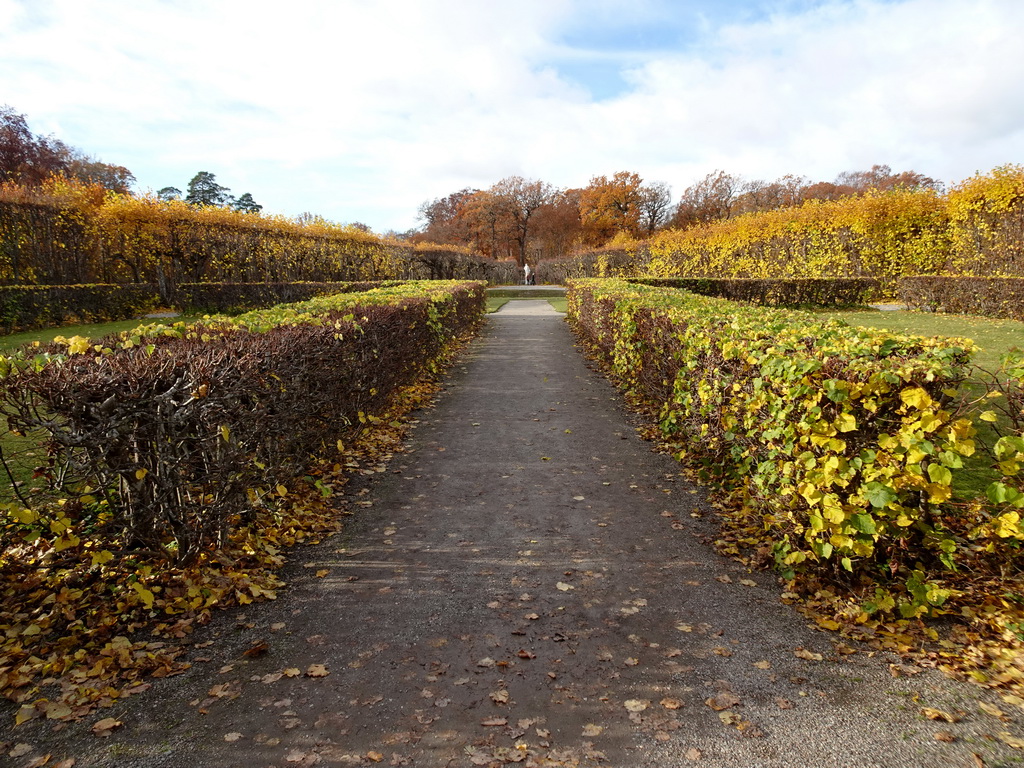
[899,276,1024,321]
[0,281,486,564]
[566,279,991,615]
[0,284,163,333]
[628,277,881,307]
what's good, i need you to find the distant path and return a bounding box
[7,300,1021,767]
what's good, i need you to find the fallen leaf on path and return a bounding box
[980,702,1005,718]
[366,751,384,762]
[490,690,510,705]
[718,711,742,726]
[676,623,693,633]
[794,648,822,661]
[921,708,958,723]
[624,657,639,666]
[739,579,757,587]
[706,693,741,711]
[685,747,703,760]
[715,575,732,584]
[934,731,956,743]
[481,717,507,727]
[91,717,122,737]
[25,756,52,768]
[10,744,34,758]
[556,582,574,591]
[582,724,603,736]
[261,672,283,684]
[998,732,1024,749]
[224,732,242,742]
[305,664,330,677]
[753,660,771,669]
[243,641,269,658]
[53,760,77,768]
[660,698,684,710]
[477,657,496,668]
[315,569,330,578]
[282,667,301,678]
[517,649,536,659]
[777,698,794,710]
[624,699,650,713]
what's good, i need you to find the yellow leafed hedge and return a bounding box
[566,279,1022,617]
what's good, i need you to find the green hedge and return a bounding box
[0,284,162,333]
[629,277,881,307]
[171,281,400,315]
[899,275,1024,320]
[567,278,986,615]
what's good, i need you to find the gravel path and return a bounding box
[4,300,1023,768]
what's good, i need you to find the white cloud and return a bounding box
[1,0,1022,231]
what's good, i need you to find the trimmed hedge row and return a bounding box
[567,279,986,614]
[628,277,881,307]
[0,281,412,334]
[899,276,1024,320]
[171,281,398,315]
[0,284,163,333]
[0,281,486,563]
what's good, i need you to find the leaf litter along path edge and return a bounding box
[6,299,1024,768]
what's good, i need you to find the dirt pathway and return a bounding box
[5,300,1024,767]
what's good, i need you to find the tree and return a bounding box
[579,171,645,245]
[66,154,135,194]
[157,186,182,201]
[232,192,263,214]
[637,181,672,236]
[0,105,71,185]
[670,170,743,229]
[490,176,554,267]
[185,171,232,207]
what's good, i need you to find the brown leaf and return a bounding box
[934,731,956,743]
[26,756,52,768]
[753,660,771,670]
[685,747,703,760]
[490,690,510,705]
[9,744,34,758]
[517,649,536,659]
[706,692,741,711]
[481,717,507,726]
[660,698,684,710]
[715,575,732,583]
[91,717,122,737]
[624,699,650,713]
[921,708,958,723]
[224,732,243,742]
[243,641,269,658]
[53,760,77,768]
[582,724,603,737]
[794,647,822,661]
[305,664,330,678]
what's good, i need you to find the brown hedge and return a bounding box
[899,276,1024,320]
[628,277,881,307]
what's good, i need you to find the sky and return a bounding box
[1,0,1022,234]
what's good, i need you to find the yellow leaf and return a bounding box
[900,387,933,411]
[835,412,857,433]
[276,484,288,497]
[135,468,148,480]
[132,582,155,609]
[91,549,114,567]
[220,424,231,441]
